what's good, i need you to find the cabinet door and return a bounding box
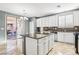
[42,17,49,27]
[73,11,79,26]
[26,37,37,55]
[52,16,57,26]
[74,15,79,26]
[45,17,49,27]
[58,32,64,42]
[59,16,65,28]
[41,18,44,27]
[49,16,57,27]
[43,37,48,54]
[49,16,52,27]
[49,34,54,50]
[64,32,74,44]
[38,37,49,55]
[37,19,41,27]
[38,38,44,55]
[65,15,73,28]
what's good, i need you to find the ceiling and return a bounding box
[0,3,79,17]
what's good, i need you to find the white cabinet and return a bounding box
[58,32,64,42]
[64,32,74,44]
[49,16,57,27]
[38,37,48,55]
[43,37,48,54]
[26,37,37,55]
[48,34,54,50]
[41,18,45,27]
[58,16,65,28]
[65,15,73,28]
[49,16,53,27]
[58,14,74,28]
[57,32,74,44]
[42,17,49,27]
[37,19,41,27]
[38,38,45,55]
[73,11,79,26]
[26,34,54,55]
[37,15,58,27]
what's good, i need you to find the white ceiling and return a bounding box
[0,3,79,17]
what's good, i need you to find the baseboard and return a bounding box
[55,41,75,45]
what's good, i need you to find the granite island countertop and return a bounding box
[20,33,52,39]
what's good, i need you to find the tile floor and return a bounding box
[48,42,77,55]
[0,41,78,55]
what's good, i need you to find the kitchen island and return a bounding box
[24,33,54,55]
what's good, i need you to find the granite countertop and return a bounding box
[20,33,50,39]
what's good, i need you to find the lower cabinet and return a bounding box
[38,37,48,55]
[38,38,45,55]
[48,34,54,50]
[26,34,54,55]
[64,33,75,44]
[58,32,64,42]
[58,32,75,44]
[26,37,37,55]
[44,37,49,54]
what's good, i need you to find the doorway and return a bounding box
[6,16,27,55]
[6,16,17,54]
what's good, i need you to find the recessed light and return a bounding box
[57,5,61,8]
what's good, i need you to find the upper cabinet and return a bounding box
[58,14,74,28]
[37,17,49,27]
[37,15,58,27]
[42,17,49,27]
[36,10,79,28]
[36,18,41,27]
[65,14,74,28]
[58,16,65,28]
[73,11,79,26]
[49,15,58,27]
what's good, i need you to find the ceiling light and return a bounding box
[57,5,61,8]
